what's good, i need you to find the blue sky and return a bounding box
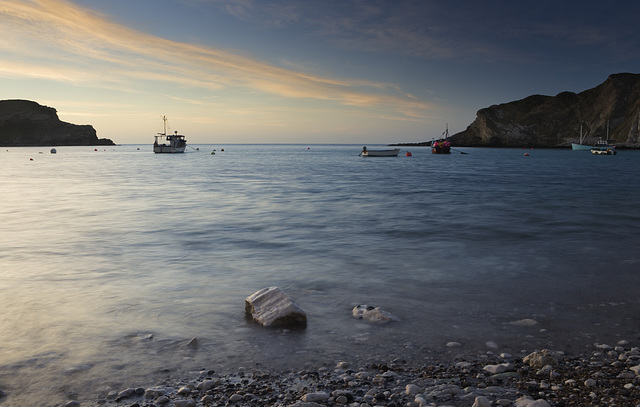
[1,0,638,144]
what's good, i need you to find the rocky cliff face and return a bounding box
[0,100,114,146]
[450,73,640,148]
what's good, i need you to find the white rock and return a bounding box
[509,318,538,327]
[523,349,557,368]
[473,395,492,407]
[584,378,597,387]
[514,396,551,406]
[405,384,421,395]
[447,341,462,347]
[630,364,640,375]
[414,395,428,405]
[483,363,513,374]
[301,391,330,402]
[355,372,369,380]
[352,304,400,324]
[245,287,307,327]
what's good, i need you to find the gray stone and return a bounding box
[229,393,243,402]
[523,349,558,368]
[245,287,307,328]
[352,304,400,324]
[483,363,513,374]
[116,388,137,399]
[144,388,166,399]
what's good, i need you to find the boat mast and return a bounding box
[161,115,168,136]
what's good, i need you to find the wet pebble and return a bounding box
[89,340,640,407]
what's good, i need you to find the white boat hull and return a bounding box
[361,149,400,157]
[154,145,186,153]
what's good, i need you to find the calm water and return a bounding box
[1,144,639,405]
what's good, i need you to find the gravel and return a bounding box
[86,341,640,407]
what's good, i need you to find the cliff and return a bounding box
[450,73,640,148]
[0,100,114,146]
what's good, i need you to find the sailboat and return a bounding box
[153,116,187,153]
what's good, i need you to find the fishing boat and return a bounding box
[431,124,451,154]
[153,116,187,153]
[572,122,615,152]
[360,147,400,157]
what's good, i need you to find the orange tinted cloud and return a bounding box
[0,0,431,120]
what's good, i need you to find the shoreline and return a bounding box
[64,340,640,407]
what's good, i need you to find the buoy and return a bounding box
[29,158,33,161]
[524,152,530,156]
[221,148,224,151]
[211,151,215,155]
[50,148,56,154]
[406,152,412,157]
[94,148,97,151]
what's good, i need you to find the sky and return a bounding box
[1,0,639,145]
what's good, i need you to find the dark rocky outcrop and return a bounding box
[450,73,640,148]
[0,99,114,146]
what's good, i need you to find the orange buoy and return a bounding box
[524,152,530,156]
[406,152,412,156]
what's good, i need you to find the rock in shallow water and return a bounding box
[245,286,307,328]
[352,304,400,324]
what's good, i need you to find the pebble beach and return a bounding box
[61,340,639,407]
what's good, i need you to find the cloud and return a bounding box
[206,0,640,64]
[0,0,432,121]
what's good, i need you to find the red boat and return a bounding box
[431,124,452,154]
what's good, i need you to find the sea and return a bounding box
[1,144,639,406]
